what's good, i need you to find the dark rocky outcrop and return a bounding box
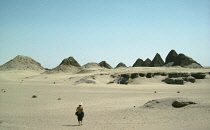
[172,100,196,108]
[168,73,181,78]
[163,72,200,84]
[165,50,178,64]
[182,76,196,83]
[99,61,113,69]
[173,54,202,67]
[60,56,81,67]
[191,73,206,79]
[143,98,197,109]
[175,78,184,84]
[131,73,139,79]
[139,73,146,77]
[187,77,196,83]
[180,73,190,77]
[164,78,184,85]
[168,72,190,78]
[146,73,154,78]
[121,74,130,78]
[118,78,129,85]
[150,53,164,67]
[132,58,144,67]
[110,74,120,79]
[115,62,127,68]
[164,78,175,84]
[109,71,207,85]
[161,73,167,76]
[154,72,161,76]
[153,72,167,76]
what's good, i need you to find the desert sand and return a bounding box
[1,67,210,130]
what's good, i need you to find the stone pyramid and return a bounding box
[0,55,44,71]
[142,58,152,67]
[150,53,164,67]
[115,62,127,68]
[59,56,81,67]
[132,58,144,67]
[99,61,113,69]
[165,49,178,64]
[46,56,82,73]
[173,54,202,68]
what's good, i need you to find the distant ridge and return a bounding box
[0,55,44,71]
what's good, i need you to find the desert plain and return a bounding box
[0,66,210,130]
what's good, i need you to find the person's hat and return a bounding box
[79,103,82,106]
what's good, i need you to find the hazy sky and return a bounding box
[0,0,209,68]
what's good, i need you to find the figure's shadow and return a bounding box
[63,125,78,127]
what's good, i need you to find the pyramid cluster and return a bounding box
[131,50,202,68]
[0,50,202,72]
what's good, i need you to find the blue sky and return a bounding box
[0,0,209,68]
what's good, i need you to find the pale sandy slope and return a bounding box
[0,67,210,130]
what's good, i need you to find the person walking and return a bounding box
[76,103,84,126]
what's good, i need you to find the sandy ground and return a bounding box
[0,67,210,130]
